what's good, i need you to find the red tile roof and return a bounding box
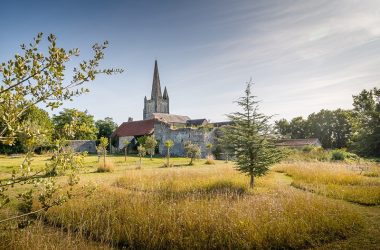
[113,119,155,137]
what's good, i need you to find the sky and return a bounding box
[1,0,379,124]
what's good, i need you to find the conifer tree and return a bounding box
[222,80,281,188]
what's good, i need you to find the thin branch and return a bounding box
[0,65,49,95]
[0,208,46,224]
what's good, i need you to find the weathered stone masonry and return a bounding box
[154,122,216,157]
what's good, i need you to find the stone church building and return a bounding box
[113,60,225,157]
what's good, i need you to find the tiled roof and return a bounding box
[113,119,155,137]
[276,138,321,147]
[151,113,190,124]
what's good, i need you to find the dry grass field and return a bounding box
[0,154,379,249]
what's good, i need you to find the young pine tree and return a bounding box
[222,80,281,188]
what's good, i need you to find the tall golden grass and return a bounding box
[274,162,380,205]
[39,165,364,249]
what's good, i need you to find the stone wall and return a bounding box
[118,136,135,150]
[154,122,216,157]
[67,140,97,154]
[143,98,169,120]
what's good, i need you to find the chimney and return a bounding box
[128,117,133,122]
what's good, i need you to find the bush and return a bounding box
[302,145,315,153]
[331,149,360,161]
[205,155,215,165]
[331,150,345,161]
[97,160,114,172]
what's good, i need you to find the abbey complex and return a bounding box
[113,60,226,157]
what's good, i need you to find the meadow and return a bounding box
[0,153,379,249]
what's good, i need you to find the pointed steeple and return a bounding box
[163,86,169,100]
[151,60,162,100]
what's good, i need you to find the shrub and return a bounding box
[331,149,360,161]
[97,160,114,172]
[205,155,215,165]
[331,150,345,161]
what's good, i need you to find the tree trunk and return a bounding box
[189,157,193,165]
[124,148,127,162]
[150,153,153,160]
[103,153,106,168]
[139,156,142,169]
[250,174,255,188]
[167,149,170,167]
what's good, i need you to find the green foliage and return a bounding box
[0,33,122,145]
[96,137,109,169]
[350,88,380,157]
[164,139,174,167]
[275,109,354,149]
[137,146,146,169]
[331,150,345,161]
[144,136,157,159]
[137,135,148,146]
[53,108,98,140]
[0,105,54,154]
[184,141,201,165]
[95,117,118,140]
[331,149,360,161]
[222,81,282,187]
[275,118,291,137]
[123,139,130,161]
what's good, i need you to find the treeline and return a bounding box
[0,108,118,154]
[275,87,380,157]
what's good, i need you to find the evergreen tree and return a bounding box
[222,81,281,188]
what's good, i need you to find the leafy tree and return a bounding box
[222,81,282,188]
[274,118,291,137]
[289,117,309,139]
[97,137,108,168]
[123,139,130,162]
[0,105,53,153]
[144,136,157,160]
[164,139,174,167]
[53,108,98,140]
[0,33,122,145]
[206,143,213,157]
[137,135,148,146]
[276,109,354,149]
[184,141,201,165]
[137,145,146,169]
[95,117,118,140]
[307,109,353,148]
[350,87,380,156]
[0,33,122,222]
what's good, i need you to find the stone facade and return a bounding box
[118,136,135,150]
[154,121,216,157]
[67,140,97,153]
[143,60,169,120]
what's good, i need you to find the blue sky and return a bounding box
[1,0,379,124]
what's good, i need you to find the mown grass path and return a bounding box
[273,172,380,250]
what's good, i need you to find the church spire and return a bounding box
[163,86,169,100]
[151,60,162,100]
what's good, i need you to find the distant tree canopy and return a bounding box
[275,87,379,157]
[275,109,354,149]
[95,117,118,140]
[0,105,54,153]
[53,108,98,140]
[351,88,380,157]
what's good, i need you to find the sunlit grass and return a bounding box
[274,162,380,205]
